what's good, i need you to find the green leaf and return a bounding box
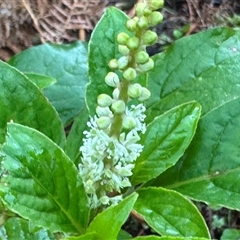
[134,188,210,238]
[65,107,89,164]
[134,237,209,240]
[1,217,55,240]
[24,72,56,89]
[0,61,65,147]
[87,193,138,240]
[146,27,240,123]
[131,101,201,185]
[117,230,132,240]
[66,232,97,240]
[150,97,240,210]
[221,228,240,240]
[86,7,130,116]
[0,123,89,234]
[8,41,88,125]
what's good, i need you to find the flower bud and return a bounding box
[146,0,164,10]
[127,83,142,98]
[97,94,113,107]
[137,16,148,29]
[126,37,140,50]
[112,87,120,100]
[123,68,137,81]
[96,116,111,129]
[148,11,163,26]
[118,45,130,55]
[136,2,148,17]
[96,106,112,117]
[105,72,120,87]
[137,58,154,73]
[135,51,149,64]
[122,116,136,129]
[108,59,118,69]
[117,56,129,70]
[111,100,126,114]
[138,87,151,101]
[142,30,158,46]
[100,196,109,205]
[117,32,129,45]
[126,19,137,32]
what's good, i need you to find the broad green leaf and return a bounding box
[117,230,132,240]
[0,123,89,234]
[86,7,130,116]
[65,107,89,164]
[0,61,65,146]
[8,41,88,125]
[131,101,201,185]
[146,27,240,123]
[66,232,97,240]
[24,72,56,89]
[87,193,138,240]
[149,97,240,210]
[134,237,209,240]
[1,217,55,240]
[221,229,240,240]
[134,188,210,238]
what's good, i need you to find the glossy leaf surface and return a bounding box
[0,123,89,234]
[0,61,65,146]
[131,101,201,185]
[134,188,210,238]
[8,41,88,125]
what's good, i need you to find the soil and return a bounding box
[1,0,240,239]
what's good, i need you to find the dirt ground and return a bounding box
[1,0,240,239]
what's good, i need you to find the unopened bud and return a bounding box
[138,87,151,101]
[122,116,136,129]
[126,37,140,50]
[126,19,137,32]
[111,100,126,114]
[128,83,142,98]
[148,11,163,26]
[97,94,113,107]
[136,3,148,17]
[100,196,109,205]
[123,68,137,81]
[146,0,164,10]
[105,72,120,87]
[142,30,158,46]
[118,45,130,55]
[112,88,120,99]
[108,59,118,69]
[117,32,129,45]
[97,116,111,129]
[137,58,154,73]
[117,56,129,70]
[137,16,148,29]
[135,51,149,64]
[96,106,112,117]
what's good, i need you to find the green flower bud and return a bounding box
[126,37,140,50]
[108,59,118,69]
[117,32,129,45]
[136,2,148,17]
[135,51,149,64]
[143,8,152,16]
[148,11,163,26]
[126,19,137,32]
[142,30,158,46]
[100,196,109,205]
[118,45,130,55]
[123,68,137,81]
[137,58,154,73]
[127,83,142,98]
[97,94,113,107]
[122,116,136,129]
[137,16,148,29]
[96,116,111,129]
[105,72,120,87]
[146,0,164,10]
[112,87,120,99]
[138,87,151,101]
[117,56,129,70]
[96,106,112,117]
[111,100,126,114]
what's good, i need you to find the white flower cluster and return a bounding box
[79,104,146,209]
